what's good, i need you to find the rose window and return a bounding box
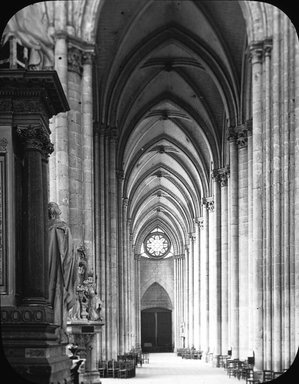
[144,232,170,258]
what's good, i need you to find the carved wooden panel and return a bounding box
[0,141,7,292]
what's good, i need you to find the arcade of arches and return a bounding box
[0,1,299,383]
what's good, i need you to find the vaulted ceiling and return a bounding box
[95,0,247,253]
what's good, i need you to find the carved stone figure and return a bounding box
[1,3,54,69]
[48,202,77,342]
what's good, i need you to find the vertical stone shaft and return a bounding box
[82,54,95,272]
[272,10,282,371]
[200,206,209,353]
[110,132,119,356]
[123,199,129,351]
[221,180,228,354]
[54,29,69,221]
[229,136,239,358]
[118,177,124,354]
[282,15,290,369]
[247,128,253,353]
[208,204,216,354]
[294,19,299,358]
[264,41,272,369]
[104,133,111,359]
[185,245,190,346]
[189,235,194,346]
[215,182,222,355]
[238,142,248,360]
[250,42,264,369]
[193,222,200,349]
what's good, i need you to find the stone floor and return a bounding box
[102,352,241,384]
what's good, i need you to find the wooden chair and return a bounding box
[118,361,129,378]
[106,360,119,378]
[98,360,106,377]
[263,370,273,382]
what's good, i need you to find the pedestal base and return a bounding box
[1,309,71,384]
[80,370,102,384]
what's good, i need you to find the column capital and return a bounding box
[16,124,54,156]
[82,51,95,65]
[123,197,129,207]
[67,45,83,76]
[0,137,8,153]
[249,41,264,63]
[198,217,204,229]
[174,254,185,260]
[236,125,248,148]
[227,125,238,142]
[212,166,230,187]
[134,254,141,261]
[202,196,214,212]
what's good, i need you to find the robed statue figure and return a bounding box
[48,202,77,342]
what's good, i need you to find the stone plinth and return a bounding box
[67,321,104,384]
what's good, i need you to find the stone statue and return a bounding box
[1,3,54,69]
[48,202,77,342]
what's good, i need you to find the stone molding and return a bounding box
[0,70,69,119]
[16,124,54,156]
[174,254,185,260]
[212,166,230,186]
[1,305,54,324]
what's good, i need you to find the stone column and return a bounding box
[67,45,83,243]
[200,204,209,354]
[185,244,190,346]
[189,234,195,346]
[109,129,119,357]
[123,198,129,352]
[17,125,53,305]
[263,41,273,370]
[294,17,299,361]
[193,220,200,350]
[53,29,69,221]
[82,51,95,273]
[249,41,264,369]
[134,254,141,348]
[237,128,249,360]
[228,127,239,359]
[246,120,253,355]
[213,168,229,355]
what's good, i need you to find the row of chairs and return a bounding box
[222,356,286,383]
[177,348,202,360]
[98,359,136,378]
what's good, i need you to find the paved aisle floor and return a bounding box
[102,353,239,384]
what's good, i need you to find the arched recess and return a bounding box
[141,282,172,311]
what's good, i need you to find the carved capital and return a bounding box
[212,167,230,187]
[123,197,129,207]
[198,217,204,229]
[68,46,83,76]
[82,51,94,65]
[134,254,141,261]
[202,196,214,212]
[227,125,237,142]
[16,124,54,156]
[249,41,264,64]
[236,125,248,148]
[0,138,8,152]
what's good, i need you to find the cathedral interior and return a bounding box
[0,1,299,383]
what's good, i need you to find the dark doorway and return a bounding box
[141,308,172,352]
